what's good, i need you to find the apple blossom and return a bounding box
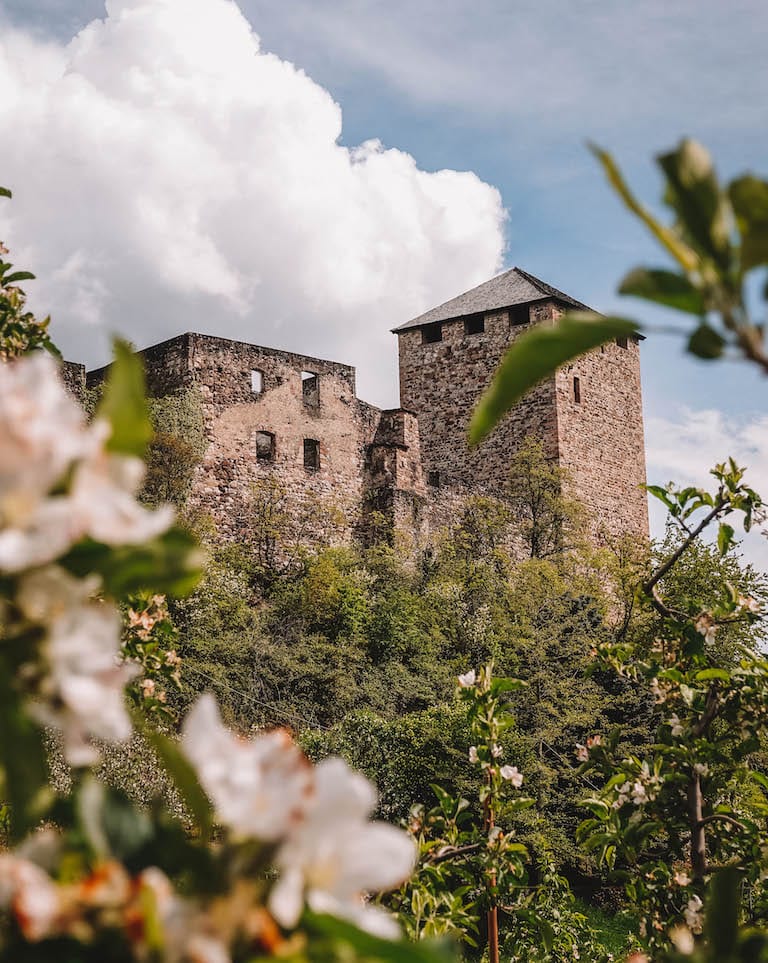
[182,694,312,841]
[469,746,479,763]
[457,669,476,688]
[269,757,415,937]
[500,765,523,787]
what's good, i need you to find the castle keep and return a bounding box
[71,267,649,551]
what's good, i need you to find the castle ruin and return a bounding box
[66,267,649,552]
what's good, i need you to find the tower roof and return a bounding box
[392,266,593,332]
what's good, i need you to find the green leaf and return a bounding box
[490,677,526,695]
[3,271,36,285]
[97,338,152,457]
[0,657,51,840]
[590,142,699,273]
[0,187,11,199]
[657,139,732,268]
[688,323,726,360]
[139,721,213,842]
[619,267,705,315]
[469,313,640,444]
[60,527,204,597]
[706,868,741,958]
[718,522,736,556]
[729,174,768,271]
[695,668,730,683]
[305,912,457,963]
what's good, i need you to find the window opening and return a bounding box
[427,470,440,488]
[464,314,484,336]
[304,438,320,471]
[509,304,530,326]
[302,371,319,407]
[573,376,581,404]
[421,323,442,344]
[255,430,275,462]
[616,337,628,349]
[250,369,263,394]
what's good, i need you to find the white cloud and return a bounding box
[646,407,768,570]
[0,0,505,406]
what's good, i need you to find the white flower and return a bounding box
[69,449,174,546]
[0,353,94,516]
[669,924,695,954]
[693,762,709,778]
[182,694,312,841]
[468,746,479,764]
[612,781,631,809]
[500,765,523,787]
[738,595,761,614]
[185,934,231,963]
[631,781,648,806]
[694,613,717,645]
[575,743,588,763]
[491,743,503,758]
[457,670,476,688]
[668,714,684,737]
[18,567,136,765]
[683,895,703,934]
[0,855,60,942]
[673,870,692,887]
[269,758,415,937]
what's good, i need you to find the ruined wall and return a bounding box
[554,330,648,542]
[397,300,560,495]
[141,334,383,548]
[60,360,86,401]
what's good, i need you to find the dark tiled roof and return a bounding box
[393,266,593,332]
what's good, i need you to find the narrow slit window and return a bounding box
[616,336,628,349]
[464,314,484,336]
[250,369,263,394]
[422,323,442,344]
[302,371,319,408]
[255,430,275,461]
[573,376,581,404]
[304,438,320,471]
[427,470,440,488]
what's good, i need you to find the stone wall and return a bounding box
[397,300,560,493]
[60,360,86,401]
[554,328,648,541]
[397,298,648,543]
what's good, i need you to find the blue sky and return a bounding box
[2,0,768,561]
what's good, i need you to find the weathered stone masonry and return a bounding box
[77,266,649,553]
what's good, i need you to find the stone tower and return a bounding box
[394,266,649,541]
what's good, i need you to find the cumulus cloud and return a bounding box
[646,407,768,569]
[0,0,505,405]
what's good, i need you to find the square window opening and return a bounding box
[250,369,263,394]
[304,438,320,471]
[421,324,442,344]
[427,470,441,488]
[509,304,530,326]
[255,430,275,462]
[302,371,319,407]
[573,376,581,404]
[464,314,485,336]
[616,336,628,349]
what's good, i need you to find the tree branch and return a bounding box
[425,842,482,866]
[697,814,748,833]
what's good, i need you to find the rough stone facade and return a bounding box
[396,298,648,544]
[81,270,649,555]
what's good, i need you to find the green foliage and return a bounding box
[98,338,153,457]
[0,188,59,359]
[143,387,206,507]
[470,138,768,445]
